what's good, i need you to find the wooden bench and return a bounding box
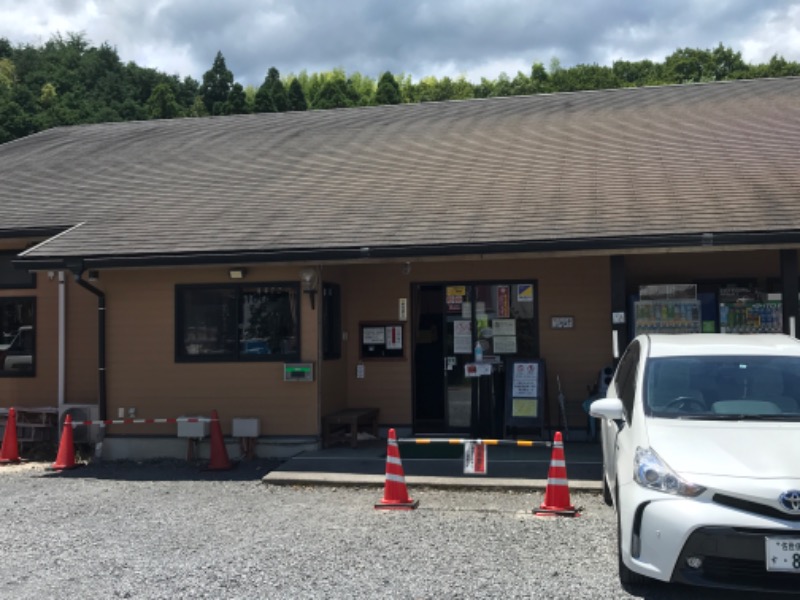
[321,408,379,448]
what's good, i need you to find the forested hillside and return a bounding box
[1,33,798,143]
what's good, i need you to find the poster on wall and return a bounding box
[517,284,534,303]
[497,286,510,318]
[359,322,404,359]
[454,320,472,354]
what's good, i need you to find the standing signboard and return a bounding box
[504,359,546,438]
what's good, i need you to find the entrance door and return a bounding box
[413,281,538,435]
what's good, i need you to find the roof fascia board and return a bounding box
[13,230,800,271]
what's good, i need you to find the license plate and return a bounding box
[765,537,800,572]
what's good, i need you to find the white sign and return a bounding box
[512,362,539,397]
[385,326,402,350]
[464,442,487,474]
[493,336,517,354]
[465,362,492,377]
[454,320,472,354]
[493,319,516,336]
[356,362,365,379]
[362,327,385,344]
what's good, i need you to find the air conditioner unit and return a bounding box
[59,404,101,443]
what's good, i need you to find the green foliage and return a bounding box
[266,67,288,111]
[312,77,351,109]
[254,67,289,113]
[0,58,15,87]
[147,82,181,119]
[375,71,401,104]
[200,51,233,115]
[286,78,307,111]
[0,35,798,145]
[226,82,249,114]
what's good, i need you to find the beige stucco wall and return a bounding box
[3,246,793,440]
[338,255,613,428]
[0,250,98,410]
[96,265,319,437]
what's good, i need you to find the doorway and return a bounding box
[413,281,538,436]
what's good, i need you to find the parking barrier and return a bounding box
[66,416,214,427]
[397,437,551,447]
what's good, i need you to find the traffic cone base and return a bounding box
[49,414,79,470]
[0,407,21,464]
[205,409,232,471]
[534,431,579,517]
[375,428,418,510]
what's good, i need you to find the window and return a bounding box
[176,284,299,361]
[322,283,341,360]
[615,341,640,421]
[0,252,35,289]
[0,297,35,376]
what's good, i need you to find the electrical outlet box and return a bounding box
[177,417,209,438]
[232,418,260,438]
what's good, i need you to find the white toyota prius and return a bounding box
[591,333,800,594]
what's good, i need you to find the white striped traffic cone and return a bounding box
[534,431,579,516]
[375,428,419,510]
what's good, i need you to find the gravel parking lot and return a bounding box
[0,460,772,599]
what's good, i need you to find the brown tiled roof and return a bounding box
[2,77,800,264]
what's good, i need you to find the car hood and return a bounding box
[646,418,800,479]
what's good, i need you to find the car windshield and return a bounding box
[644,355,800,420]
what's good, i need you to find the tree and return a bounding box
[226,82,248,114]
[266,67,288,111]
[253,83,276,112]
[531,62,552,93]
[146,82,181,119]
[312,77,351,109]
[286,78,307,111]
[375,71,401,104]
[0,58,15,88]
[200,51,233,115]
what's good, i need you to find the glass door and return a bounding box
[444,284,474,432]
[414,281,538,435]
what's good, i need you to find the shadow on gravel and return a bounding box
[40,458,284,482]
[623,580,791,599]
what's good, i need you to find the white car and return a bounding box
[591,333,800,593]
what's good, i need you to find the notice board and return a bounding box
[504,359,546,437]
[359,322,404,359]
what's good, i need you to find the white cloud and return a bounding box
[0,0,798,86]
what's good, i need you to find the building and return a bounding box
[1,77,799,458]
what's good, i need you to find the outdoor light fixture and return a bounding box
[300,268,319,309]
[87,270,99,282]
[228,268,246,280]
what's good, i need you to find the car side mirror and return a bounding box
[589,397,625,421]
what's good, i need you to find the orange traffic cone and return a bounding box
[0,407,21,464]
[50,414,78,470]
[375,428,418,510]
[206,410,232,470]
[534,431,579,517]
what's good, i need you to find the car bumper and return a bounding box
[620,484,800,592]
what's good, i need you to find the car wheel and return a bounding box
[616,489,649,586]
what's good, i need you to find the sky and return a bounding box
[1,0,799,86]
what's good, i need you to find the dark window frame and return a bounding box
[0,252,36,289]
[322,282,342,360]
[0,296,36,378]
[175,282,301,363]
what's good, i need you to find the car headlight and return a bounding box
[634,447,705,497]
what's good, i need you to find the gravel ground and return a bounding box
[0,460,771,599]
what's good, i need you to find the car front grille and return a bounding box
[701,556,799,591]
[674,527,800,593]
[713,493,800,522]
